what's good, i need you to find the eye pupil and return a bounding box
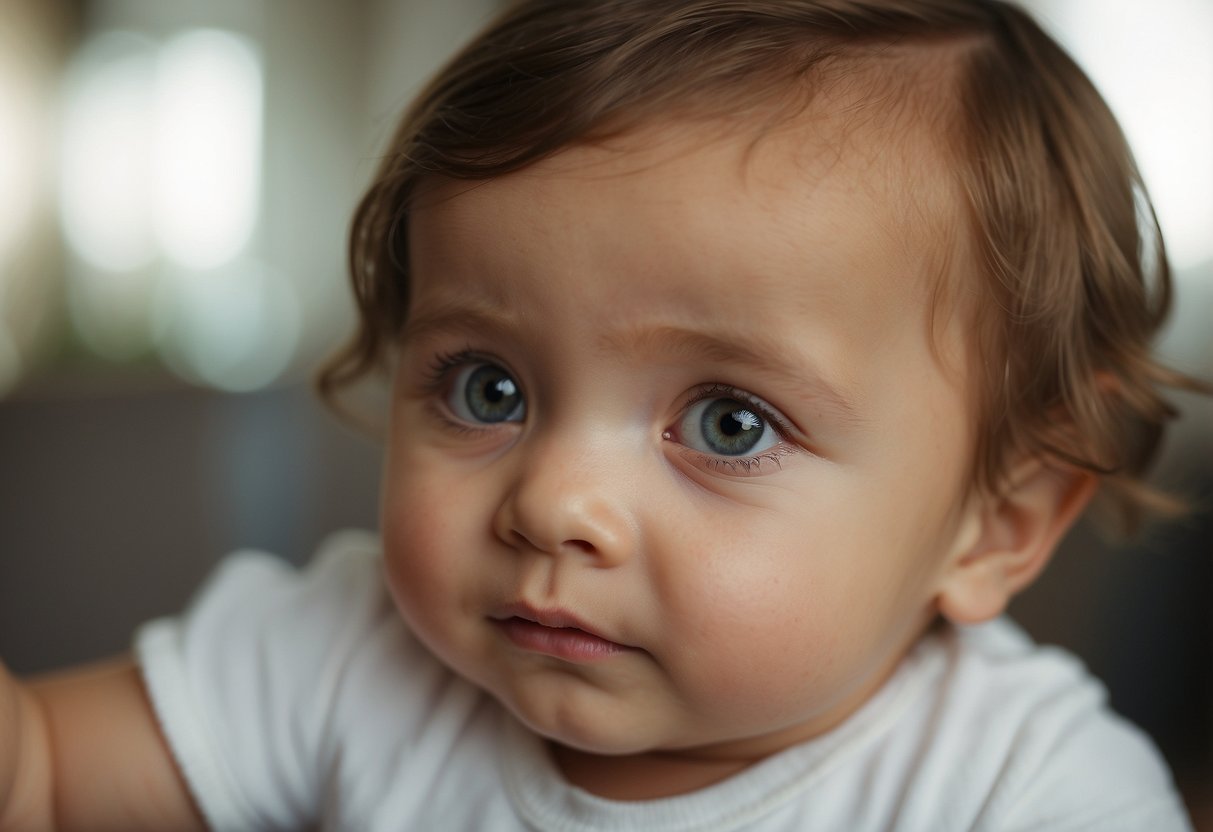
[720,409,758,436]
[484,378,516,403]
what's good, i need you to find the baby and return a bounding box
[2,1,1205,829]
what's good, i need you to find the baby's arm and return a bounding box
[1,657,205,831]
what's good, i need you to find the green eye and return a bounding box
[680,397,775,456]
[448,363,525,423]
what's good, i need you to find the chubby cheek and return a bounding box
[650,534,823,710]
[380,453,482,660]
[652,504,920,729]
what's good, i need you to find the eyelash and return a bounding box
[677,383,800,475]
[422,348,479,388]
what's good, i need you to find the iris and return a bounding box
[699,399,765,455]
[463,364,524,422]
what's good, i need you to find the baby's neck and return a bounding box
[549,743,755,801]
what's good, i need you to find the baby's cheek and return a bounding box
[660,560,857,723]
[381,471,464,628]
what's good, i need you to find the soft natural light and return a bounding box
[65,262,159,361]
[0,75,37,273]
[0,68,36,392]
[59,32,159,273]
[155,261,302,392]
[58,27,267,371]
[58,32,161,360]
[1025,0,1213,272]
[154,30,262,270]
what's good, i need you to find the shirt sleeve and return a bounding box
[993,703,1193,832]
[134,530,389,832]
[964,629,1194,832]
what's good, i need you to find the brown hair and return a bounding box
[320,0,1209,533]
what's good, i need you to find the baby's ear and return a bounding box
[937,458,1098,626]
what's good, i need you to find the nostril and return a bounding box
[504,531,595,556]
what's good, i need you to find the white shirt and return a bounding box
[135,531,1192,831]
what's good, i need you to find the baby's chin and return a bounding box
[499,692,780,765]
[505,697,657,756]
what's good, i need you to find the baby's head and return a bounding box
[322,0,1191,766]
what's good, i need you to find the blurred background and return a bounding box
[0,0,1209,825]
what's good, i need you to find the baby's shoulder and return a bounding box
[136,531,497,831]
[899,619,1189,830]
[152,529,394,661]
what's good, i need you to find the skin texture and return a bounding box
[380,110,1092,799]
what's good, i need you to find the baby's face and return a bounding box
[382,113,981,761]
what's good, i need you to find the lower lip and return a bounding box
[494,617,630,662]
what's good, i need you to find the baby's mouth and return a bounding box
[490,603,632,662]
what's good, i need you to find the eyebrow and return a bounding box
[401,305,864,426]
[602,324,864,427]
[399,302,518,346]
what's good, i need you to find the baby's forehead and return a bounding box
[469,82,968,287]
[414,93,976,356]
[413,46,979,347]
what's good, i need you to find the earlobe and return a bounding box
[937,459,1098,626]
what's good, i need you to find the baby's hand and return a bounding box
[0,657,205,831]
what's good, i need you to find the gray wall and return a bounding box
[0,380,382,673]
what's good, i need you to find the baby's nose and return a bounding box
[490,435,638,567]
